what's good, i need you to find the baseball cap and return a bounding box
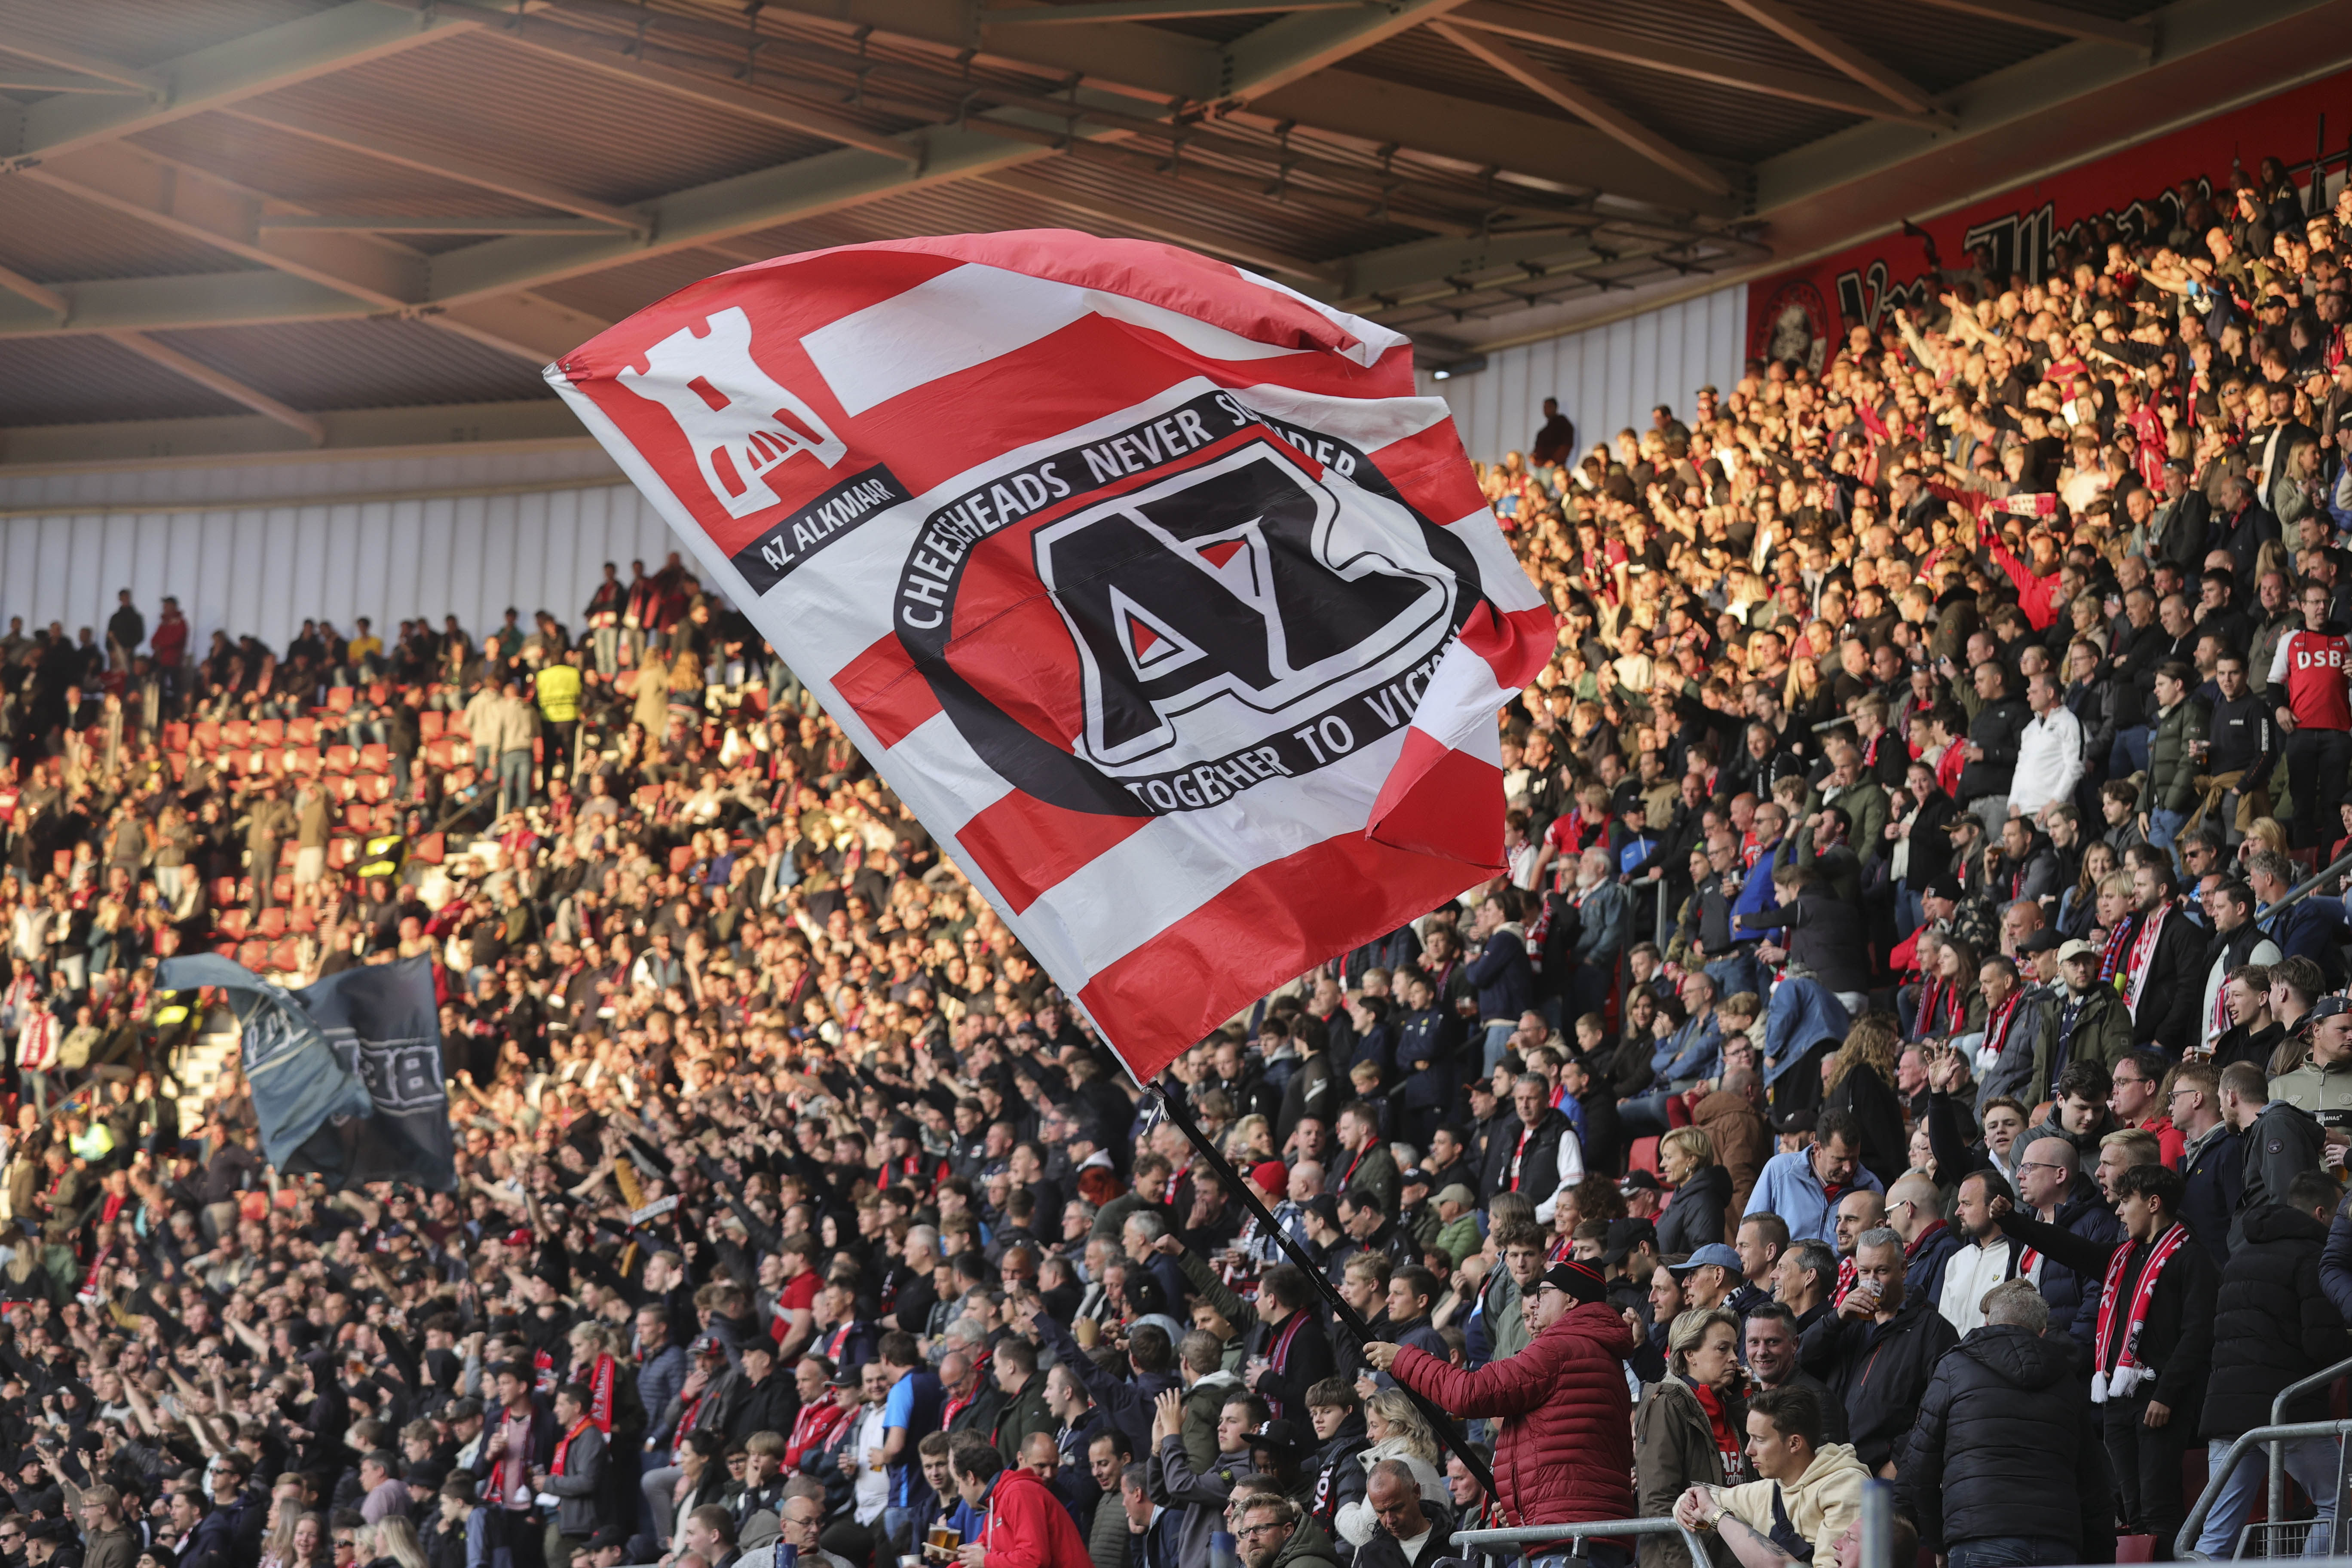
[1537,1260,1607,1305]
[1618,1170,1662,1198]
[1434,1183,1476,1209]
[1667,1243,1746,1278]
[1773,1108,1817,1136]
[1919,876,1961,902]
[2056,938,2101,964]
[2017,928,2061,955]
[1246,1419,1307,1457]
[2312,996,2352,1022]
[690,1334,724,1358]
[1602,1217,1657,1265]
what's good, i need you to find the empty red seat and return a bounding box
[270,939,300,973]
[212,876,239,908]
[325,688,353,714]
[290,717,318,746]
[164,722,190,751]
[256,719,283,746]
[236,940,268,970]
[193,720,221,750]
[255,908,286,939]
[360,742,387,772]
[291,908,317,933]
[214,909,248,941]
[222,720,251,748]
[325,745,355,775]
[419,710,444,739]
[412,833,444,864]
[345,803,371,833]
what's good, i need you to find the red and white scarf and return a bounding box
[2121,904,2171,1017]
[588,1353,616,1434]
[1981,989,2023,1064]
[2092,1221,2190,1403]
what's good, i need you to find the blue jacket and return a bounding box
[1651,1014,1721,1085]
[1729,837,1791,940]
[1744,1146,1884,1243]
[2037,1191,2124,1348]
[2317,1212,2352,1326]
[1763,979,1850,1088]
[1574,884,1629,964]
[1466,926,1534,1022]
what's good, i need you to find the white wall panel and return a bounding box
[1420,283,1749,468]
[0,445,695,661]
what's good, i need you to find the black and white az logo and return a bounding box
[894,399,1481,820]
[1036,444,1449,777]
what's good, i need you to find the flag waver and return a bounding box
[549,230,1551,1083]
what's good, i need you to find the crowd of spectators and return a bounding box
[1,161,2351,1568]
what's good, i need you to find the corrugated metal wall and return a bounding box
[0,446,691,657]
[0,288,1745,654]
[1417,285,1749,466]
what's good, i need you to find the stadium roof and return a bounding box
[0,0,2345,467]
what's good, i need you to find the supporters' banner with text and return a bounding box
[547,231,1551,1082]
[1749,66,2352,371]
[160,953,456,1191]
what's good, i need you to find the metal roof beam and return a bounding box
[421,0,1471,309]
[430,2,924,162]
[1717,0,1939,114]
[1905,0,2154,48]
[0,265,66,318]
[0,273,374,337]
[102,329,326,445]
[0,69,149,95]
[15,146,611,361]
[1249,68,1745,212]
[20,144,427,308]
[0,31,166,94]
[1217,0,1475,99]
[1430,21,1732,194]
[973,169,1343,280]
[225,106,651,233]
[1443,2,1952,124]
[258,215,630,234]
[984,0,1365,22]
[7,1,484,159]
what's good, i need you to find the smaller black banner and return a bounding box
[730,462,910,595]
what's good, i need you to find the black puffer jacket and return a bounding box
[1897,1324,2113,1553]
[1655,1164,1731,1255]
[2199,1203,2352,1440]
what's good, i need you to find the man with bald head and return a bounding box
[1882,1173,1958,1310]
[2014,1134,2123,1346]
[1357,1458,1451,1568]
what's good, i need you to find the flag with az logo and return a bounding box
[548,231,1552,1083]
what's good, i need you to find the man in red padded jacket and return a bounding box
[1366,1262,1636,1565]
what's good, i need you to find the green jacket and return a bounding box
[2140,697,2210,814]
[2030,983,2132,1096]
[995,1375,1057,1467]
[1435,1213,1482,1267]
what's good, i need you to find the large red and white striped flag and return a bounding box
[548,231,1551,1083]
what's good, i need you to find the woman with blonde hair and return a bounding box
[1334,1388,1446,1547]
[1824,1012,1908,1187]
[1654,1127,1730,1255]
[1635,1308,1747,1568]
[370,1519,429,1568]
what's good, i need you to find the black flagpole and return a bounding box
[1151,1083,1500,1501]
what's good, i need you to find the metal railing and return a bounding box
[2179,1419,2352,1559]
[2266,1357,2352,1532]
[1453,1517,1714,1565]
